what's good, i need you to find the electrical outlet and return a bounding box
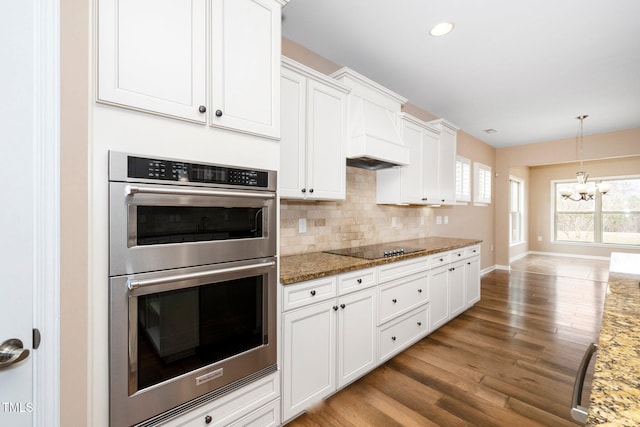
[298,218,306,233]
[436,216,442,225]
[391,216,398,228]
[444,216,449,224]
[537,235,542,241]
[420,216,425,226]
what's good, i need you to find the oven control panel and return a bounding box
[126,155,269,188]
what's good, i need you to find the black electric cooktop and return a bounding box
[324,244,424,260]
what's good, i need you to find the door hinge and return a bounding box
[33,328,41,350]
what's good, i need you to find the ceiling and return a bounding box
[281,0,640,148]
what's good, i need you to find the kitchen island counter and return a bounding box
[587,253,640,426]
[280,236,481,285]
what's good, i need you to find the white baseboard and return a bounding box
[480,265,497,275]
[526,251,610,262]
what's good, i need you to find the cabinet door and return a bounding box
[282,300,336,422]
[421,127,441,203]
[465,256,481,307]
[98,0,207,122]
[279,68,307,199]
[337,289,376,388]
[399,120,424,204]
[438,127,457,203]
[306,79,347,200]
[448,260,466,318]
[429,265,449,331]
[211,0,282,138]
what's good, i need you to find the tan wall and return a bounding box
[60,0,89,424]
[528,156,640,257]
[495,128,640,265]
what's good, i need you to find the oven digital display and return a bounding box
[127,156,268,187]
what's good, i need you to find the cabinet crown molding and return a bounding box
[427,118,460,133]
[398,112,441,136]
[281,56,350,94]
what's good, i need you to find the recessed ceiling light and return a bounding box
[429,22,455,37]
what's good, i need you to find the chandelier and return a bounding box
[558,115,610,201]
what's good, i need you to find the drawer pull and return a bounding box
[418,289,422,293]
[357,278,362,284]
[340,304,346,309]
[205,415,212,424]
[333,306,338,311]
[417,322,422,326]
[392,299,397,303]
[391,336,396,341]
[310,290,316,296]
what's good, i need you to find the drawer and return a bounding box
[227,399,280,427]
[378,271,429,325]
[378,256,429,283]
[282,276,337,312]
[450,249,465,261]
[465,245,481,258]
[378,304,429,362]
[429,252,450,267]
[158,373,279,427]
[338,267,377,295]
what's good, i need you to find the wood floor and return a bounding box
[284,255,609,426]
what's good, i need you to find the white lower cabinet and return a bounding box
[282,299,336,422]
[378,304,429,362]
[281,246,481,422]
[281,270,376,422]
[448,258,466,318]
[429,264,449,331]
[157,373,279,427]
[465,251,481,307]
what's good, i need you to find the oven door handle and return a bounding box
[127,261,276,291]
[125,184,276,199]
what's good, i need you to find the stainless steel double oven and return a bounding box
[108,152,277,426]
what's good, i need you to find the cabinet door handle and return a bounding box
[301,188,306,193]
[418,289,422,293]
[333,305,339,311]
[357,278,362,284]
[198,105,207,113]
[391,336,397,341]
[340,304,346,309]
[310,290,316,296]
[215,109,223,117]
[417,322,422,326]
[392,298,397,303]
[309,188,314,193]
[468,262,471,265]
[205,415,212,424]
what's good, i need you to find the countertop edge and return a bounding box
[280,237,482,285]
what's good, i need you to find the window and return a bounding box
[474,162,492,205]
[455,155,471,202]
[554,176,640,246]
[510,177,524,244]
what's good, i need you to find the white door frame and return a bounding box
[33,1,61,426]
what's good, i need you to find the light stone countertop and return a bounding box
[587,253,640,426]
[279,236,481,285]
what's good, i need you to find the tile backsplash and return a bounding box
[280,167,434,256]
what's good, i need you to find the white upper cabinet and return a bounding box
[280,57,349,200]
[376,113,441,205]
[97,0,207,122]
[98,0,286,138]
[210,0,283,138]
[426,119,459,204]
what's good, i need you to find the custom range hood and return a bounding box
[331,67,409,170]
